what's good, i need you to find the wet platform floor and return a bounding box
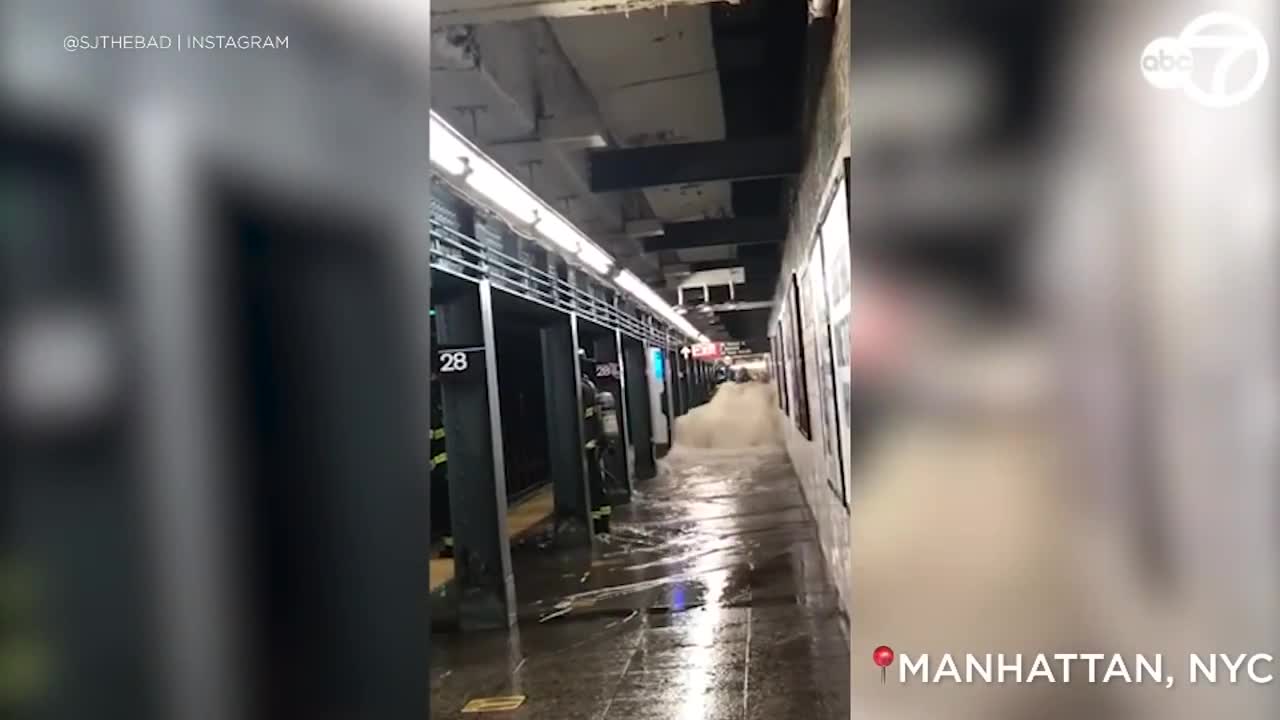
[430,446,850,719]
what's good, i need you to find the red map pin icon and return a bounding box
[873,645,895,684]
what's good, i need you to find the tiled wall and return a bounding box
[773,0,851,619]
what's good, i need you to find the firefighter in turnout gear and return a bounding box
[579,370,611,534]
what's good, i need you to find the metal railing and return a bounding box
[430,220,673,349]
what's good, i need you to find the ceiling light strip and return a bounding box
[431,110,613,271]
[430,111,702,342]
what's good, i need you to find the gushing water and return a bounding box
[669,381,785,451]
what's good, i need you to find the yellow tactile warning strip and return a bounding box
[506,486,555,539]
[428,557,455,591]
[461,695,526,713]
[429,485,555,592]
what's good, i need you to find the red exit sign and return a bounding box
[688,342,723,359]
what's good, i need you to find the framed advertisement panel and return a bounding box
[806,239,846,505]
[822,164,853,504]
[778,313,792,417]
[788,273,812,439]
[771,331,786,411]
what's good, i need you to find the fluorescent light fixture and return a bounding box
[613,270,645,295]
[534,212,583,253]
[615,270,663,309]
[465,164,539,225]
[429,114,472,175]
[430,111,539,224]
[615,271,702,341]
[669,317,705,342]
[576,242,613,274]
[624,219,664,238]
[431,111,692,341]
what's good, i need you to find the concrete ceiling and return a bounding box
[430,0,809,347]
[550,7,733,226]
[433,0,735,24]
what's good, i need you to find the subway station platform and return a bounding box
[429,445,849,720]
[430,487,555,593]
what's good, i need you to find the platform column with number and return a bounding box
[436,280,516,631]
[592,332,631,505]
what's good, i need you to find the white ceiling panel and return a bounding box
[550,6,732,221]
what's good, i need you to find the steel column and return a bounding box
[689,360,700,407]
[614,330,635,495]
[592,332,631,504]
[669,349,680,419]
[540,316,592,544]
[568,314,600,539]
[674,350,687,417]
[437,281,516,630]
[623,339,656,480]
[696,361,707,405]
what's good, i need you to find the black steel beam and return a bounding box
[683,256,780,275]
[539,319,592,543]
[590,137,802,192]
[719,309,773,347]
[739,241,784,259]
[714,33,769,70]
[643,217,786,252]
[731,281,776,303]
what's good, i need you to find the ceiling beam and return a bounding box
[680,256,779,274]
[714,33,770,70]
[676,279,774,305]
[661,267,779,295]
[717,310,773,346]
[696,300,773,312]
[433,0,737,24]
[589,137,803,193]
[730,281,776,303]
[642,217,786,252]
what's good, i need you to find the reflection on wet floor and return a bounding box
[431,445,850,719]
